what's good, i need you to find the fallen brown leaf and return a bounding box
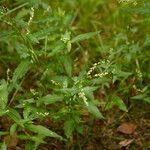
[119,139,134,148]
[117,122,137,134]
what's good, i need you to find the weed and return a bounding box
[0,0,149,149]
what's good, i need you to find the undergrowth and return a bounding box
[0,0,150,149]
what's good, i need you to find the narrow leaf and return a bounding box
[0,142,7,150]
[71,31,100,43]
[64,120,75,138]
[10,123,18,136]
[131,94,146,100]
[48,43,65,57]
[38,94,63,105]
[61,54,72,76]
[26,124,63,140]
[9,60,30,92]
[0,80,8,109]
[131,94,150,103]
[0,110,9,116]
[105,95,128,112]
[7,108,22,124]
[18,134,45,144]
[87,102,104,119]
[25,142,35,150]
[12,60,30,83]
[114,96,128,112]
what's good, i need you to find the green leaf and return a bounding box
[131,94,150,103]
[64,120,75,138]
[112,70,132,83]
[114,96,128,112]
[71,31,100,43]
[0,110,8,116]
[7,108,22,125]
[131,94,146,100]
[0,142,7,150]
[61,54,72,76]
[0,131,8,136]
[76,125,83,135]
[26,124,63,140]
[25,141,35,150]
[83,86,98,100]
[86,102,104,119]
[0,80,8,110]
[105,95,128,112]
[12,60,30,83]
[38,94,63,105]
[18,134,45,144]
[48,42,65,57]
[33,27,58,40]
[9,60,30,92]
[82,86,98,93]
[128,2,150,14]
[143,97,150,103]
[54,87,80,95]
[10,123,18,135]
[27,34,39,44]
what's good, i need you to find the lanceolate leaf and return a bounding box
[10,123,18,135]
[7,108,22,125]
[18,134,45,144]
[86,102,104,119]
[114,96,128,112]
[38,94,63,105]
[0,80,8,110]
[0,110,9,116]
[105,95,128,112]
[25,141,35,150]
[48,42,65,57]
[0,142,7,150]
[131,94,147,100]
[61,54,72,77]
[26,124,63,140]
[131,94,150,103]
[64,120,75,138]
[9,60,30,92]
[12,60,30,83]
[71,31,100,43]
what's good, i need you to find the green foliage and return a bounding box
[87,102,104,118]
[0,0,149,149]
[71,31,100,43]
[131,86,150,103]
[9,60,30,92]
[26,124,63,140]
[105,95,128,112]
[0,80,8,110]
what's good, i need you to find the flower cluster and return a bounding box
[87,62,101,78]
[78,90,88,106]
[51,80,60,86]
[27,7,34,34]
[36,111,49,117]
[118,0,137,5]
[87,60,110,79]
